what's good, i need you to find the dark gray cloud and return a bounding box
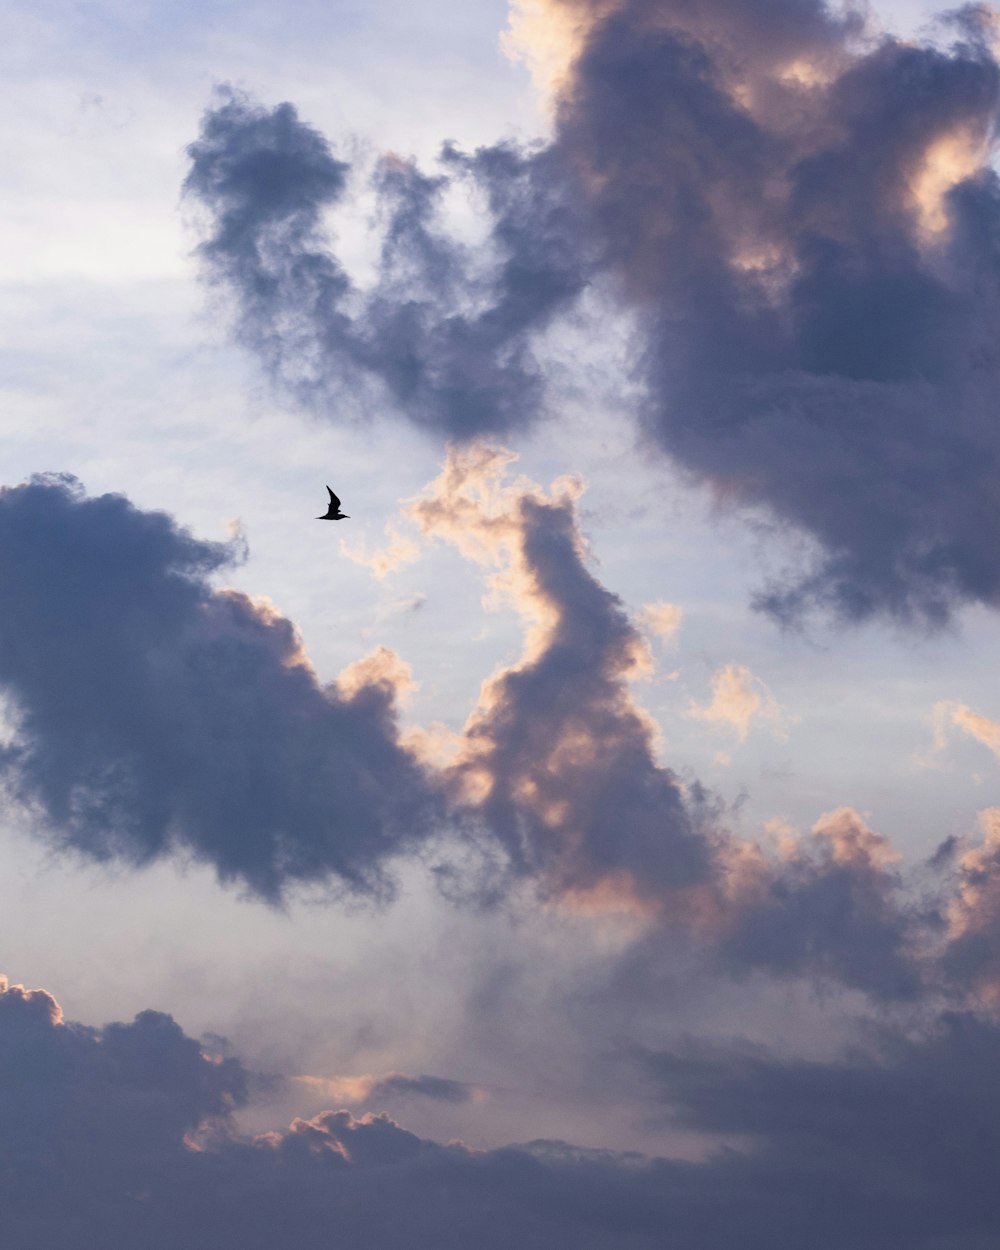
[0,975,247,1192]
[368,1072,476,1104]
[0,474,438,902]
[552,0,1000,624]
[6,973,1000,1249]
[0,464,718,913]
[640,1008,1000,1248]
[715,808,923,1000]
[185,5,1000,624]
[0,974,678,1250]
[184,89,587,438]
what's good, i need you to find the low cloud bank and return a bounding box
[4,973,1000,1249]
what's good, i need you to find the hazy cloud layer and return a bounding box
[6,972,1000,1249]
[186,4,1000,624]
[639,1006,1000,1249]
[0,474,437,902]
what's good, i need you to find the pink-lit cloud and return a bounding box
[935,700,1000,762]
[688,663,791,742]
[406,444,711,907]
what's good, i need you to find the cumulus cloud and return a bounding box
[405,444,715,907]
[940,807,1000,1001]
[0,460,716,915]
[0,974,677,1249]
[390,449,924,999]
[534,0,1000,624]
[0,474,438,902]
[0,973,247,1188]
[185,4,1000,625]
[712,806,922,999]
[184,88,587,439]
[687,663,789,742]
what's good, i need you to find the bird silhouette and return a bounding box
[317,486,350,520]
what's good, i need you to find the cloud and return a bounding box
[0,974,671,1249]
[0,973,247,1183]
[395,449,922,1000]
[0,460,965,1004]
[0,474,438,903]
[185,6,1000,625]
[637,601,682,644]
[687,663,789,742]
[7,972,1000,1248]
[340,524,422,580]
[940,808,1000,1001]
[536,0,1000,624]
[368,1072,481,1104]
[405,444,715,907]
[712,807,922,1000]
[293,1071,480,1106]
[638,1006,1000,1248]
[184,88,587,439]
[938,700,1000,761]
[0,459,714,915]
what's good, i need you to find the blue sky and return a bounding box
[4,1,1000,1244]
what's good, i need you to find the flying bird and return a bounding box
[317,486,350,520]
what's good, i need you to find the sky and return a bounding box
[4,0,1000,1244]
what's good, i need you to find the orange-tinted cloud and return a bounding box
[406,444,709,909]
[688,663,790,742]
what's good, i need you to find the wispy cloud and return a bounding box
[688,663,791,742]
[184,88,587,439]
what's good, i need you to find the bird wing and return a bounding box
[327,486,341,510]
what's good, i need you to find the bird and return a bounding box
[317,486,350,520]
